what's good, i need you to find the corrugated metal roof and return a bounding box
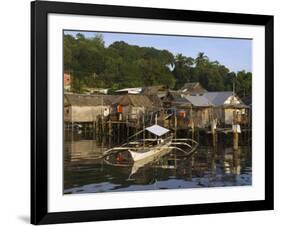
[166,90,246,108]
[203,92,234,106]
[182,95,212,107]
[115,87,142,94]
[145,125,170,136]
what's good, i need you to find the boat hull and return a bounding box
[128,140,172,162]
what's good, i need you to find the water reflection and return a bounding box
[64,132,252,194]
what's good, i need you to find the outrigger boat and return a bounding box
[103,124,198,167]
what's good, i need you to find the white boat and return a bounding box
[104,143,174,178]
[104,124,198,164]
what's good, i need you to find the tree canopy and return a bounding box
[64,33,252,98]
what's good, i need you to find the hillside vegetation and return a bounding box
[64,33,252,97]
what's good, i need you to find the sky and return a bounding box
[64,30,252,73]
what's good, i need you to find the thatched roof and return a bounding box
[163,91,192,108]
[64,94,117,107]
[145,94,163,108]
[115,95,153,107]
[141,85,166,95]
[166,91,188,103]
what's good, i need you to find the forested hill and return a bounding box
[64,33,252,97]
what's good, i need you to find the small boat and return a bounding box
[103,124,198,165]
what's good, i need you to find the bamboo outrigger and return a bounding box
[103,124,198,167]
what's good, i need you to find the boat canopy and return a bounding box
[145,125,170,137]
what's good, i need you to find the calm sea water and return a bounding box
[64,131,252,194]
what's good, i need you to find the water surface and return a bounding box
[64,131,252,194]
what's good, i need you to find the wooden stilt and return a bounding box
[108,119,112,147]
[232,124,240,151]
[211,119,217,149]
[233,131,239,150]
[118,122,120,144]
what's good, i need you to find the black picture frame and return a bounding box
[31,0,274,224]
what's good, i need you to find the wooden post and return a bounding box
[126,115,129,140]
[190,106,194,140]
[233,124,240,150]
[191,121,194,140]
[212,132,217,148]
[211,119,217,148]
[101,115,104,136]
[174,111,177,139]
[93,121,95,139]
[135,122,137,139]
[211,150,216,176]
[233,132,239,150]
[233,147,241,175]
[108,119,112,147]
[118,122,120,144]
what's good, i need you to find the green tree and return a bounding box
[63,33,251,97]
[235,70,252,97]
[172,54,194,89]
[195,52,209,67]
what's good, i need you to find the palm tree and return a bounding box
[175,54,194,68]
[195,52,209,66]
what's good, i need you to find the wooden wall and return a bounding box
[64,105,111,122]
